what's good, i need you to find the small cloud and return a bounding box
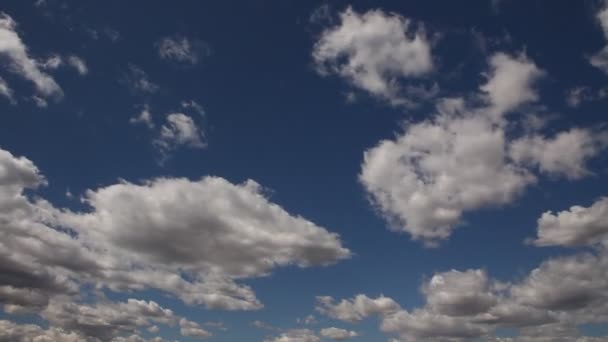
[122,64,160,94]
[130,105,155,129]
[156,35,210,65]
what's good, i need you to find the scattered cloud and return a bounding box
[130,105,155,129]
[312,6,434,106]
[66,55,88,75]
[264,328,320,342]
[319,327,359,340]
[0,12,63,99]
[123,64,160,94]
[360,52,605,245]
[590,3,608,73]
[156,35,209,65]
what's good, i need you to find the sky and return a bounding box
[0,0,608,341]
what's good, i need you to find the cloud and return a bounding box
[0,12,63,99]
[66,55,88,75]
[179,318,212,339]
[360,52,605,245]
[590,4,608,73]
[130,105,154,129]
[0,76,13,102]
[123,64,159,94]
[0,146,350,338]
[510,128,608,180]
[156,35,208,65]
[154,112,206,157]
[319,327,358,340]
[531,197,608,247]
[312,6,434,106]
[316,294,400,322]
[265,329,320,342]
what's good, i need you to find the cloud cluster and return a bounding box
[0,146,350,339]
[360,52,606,245]
[313,7,435,106]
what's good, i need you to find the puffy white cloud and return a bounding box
[316,294,400,322]
[155,113,206,155]
[179,318,212,339]
[156,35,208,65]
[590,4,608,74]
[265,329,320,342]
[422,269,497,317]
[360,52,606,245]
[0,146,350,338]
[480,52,543,118]
[532,197,608,247]
[0,320,87,342]
[312,7,433,106]
[510,128,608,180]
[319,327,358,340]
[0,13,63,99]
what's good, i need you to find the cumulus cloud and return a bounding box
[0,12,63,99]
[0,146,350,337]
[590,4,608,73]
[317,249,608,341]
[316,294,400,322]
[319,327,358,340]
[265,329,320,342]
[531,197,608,247]
[156,35,208,65]
[510,128,608,180]
[360,52,606,245]
[154,112,206,159]
[179,318,212,339]
[312,6,434,106]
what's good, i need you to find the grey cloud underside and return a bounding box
[0,147,350,340]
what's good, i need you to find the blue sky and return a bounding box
[1,0,608,341]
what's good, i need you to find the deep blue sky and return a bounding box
[1,1,608,341]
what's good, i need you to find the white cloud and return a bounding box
[312,6,433,106]
[265,329,320,342]
[0,76,14,102]
[316,294,400,322]
[66,55,88,75]
[319,327,358,340]
[130,105,155,129]
[155,113,206,156]
[179,318,212,339]
[0,145,351,337]
[590,4,608,73]
[531,197,608,247]
[360,52,605,245]
[157,35,208,65]
[510,128,608,180]
[0,12,63,99]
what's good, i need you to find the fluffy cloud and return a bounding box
[532,197,608,247]
[179,318,212,339]
[510,128,608,180]
[312,7,433,106]
[0,13,63,99]
[66,55,88,75]
[0,146,350,337]
[319,327,358,340]
[265,329,320,342]
[360,52,606,245]
[156,35,208,65]
[155,112,206,151]
[0,76,13,102]
[590,4,608,73]
[317,250,608,341]
[130,105,154,129]
[316,294,400,322]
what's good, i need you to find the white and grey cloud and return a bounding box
[312,7,434,106]
[156,35,209,65]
